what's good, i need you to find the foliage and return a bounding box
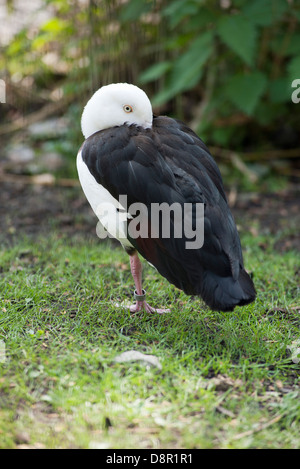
[1,0,300,149]
[136,0,300,146]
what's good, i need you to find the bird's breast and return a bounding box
[76,150,134,248]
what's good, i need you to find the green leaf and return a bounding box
[255,102,286,125]
[41,17,69,33]
[162,0,200,28]
[224,72,268,115]
[31,34,49,51]
[287,56,300,83]
[217,14,258,66]
[152,31,214,105]
[242,0,289,26]
[139,61,172,84]
[285,33,300,56]
[269,78,292,104]
[120,0,152,21]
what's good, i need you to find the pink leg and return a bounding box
[129,252,170,314]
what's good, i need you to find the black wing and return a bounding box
[81,116,255,311]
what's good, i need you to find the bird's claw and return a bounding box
[131,288,170,314]
[130,301,170,314]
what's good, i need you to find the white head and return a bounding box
[81,83,153,139]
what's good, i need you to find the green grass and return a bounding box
[0,231,299,449]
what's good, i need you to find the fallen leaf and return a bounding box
[208,374,243,391]
[286,340,300,364]
[113,350,162,370]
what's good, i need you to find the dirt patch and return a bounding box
[231,187,300,252]
[0,181,94,243]
[0,177,299,252]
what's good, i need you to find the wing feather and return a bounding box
[80,116,255,310]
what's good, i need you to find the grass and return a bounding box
[0,229,299,449]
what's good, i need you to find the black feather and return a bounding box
[81,116,256,311]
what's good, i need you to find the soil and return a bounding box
[1,177,299,252]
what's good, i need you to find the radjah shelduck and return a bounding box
[77,83,256,313]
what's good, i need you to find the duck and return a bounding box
[77,83,256,313]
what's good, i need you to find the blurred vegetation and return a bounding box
[1,0,300,185]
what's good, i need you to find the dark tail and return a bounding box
[199,268,256,312]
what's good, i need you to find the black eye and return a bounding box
[123,104,133,113]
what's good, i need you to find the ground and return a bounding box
[1,178,299,251]
[0,173,299,449]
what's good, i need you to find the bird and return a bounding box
[76,83,256,313]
